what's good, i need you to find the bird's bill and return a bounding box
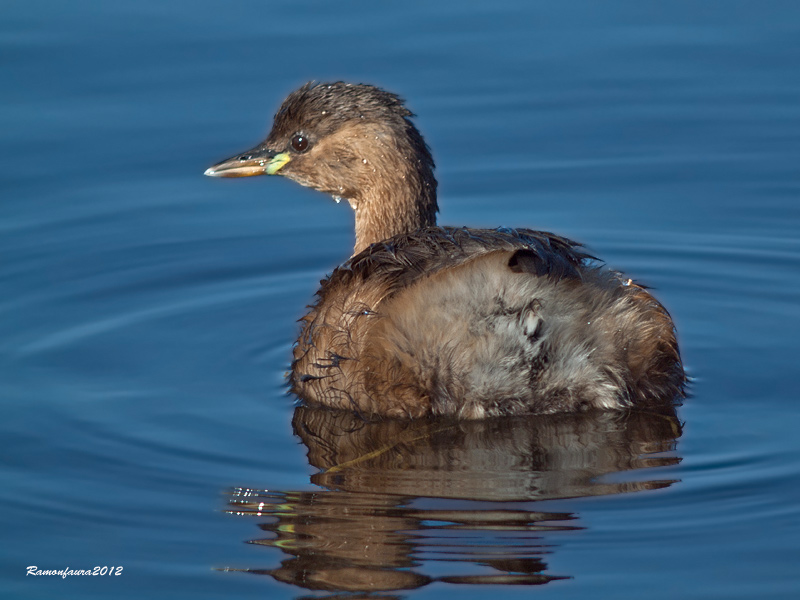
[204,146,290,178]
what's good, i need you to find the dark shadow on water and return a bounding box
[222,406,682,594]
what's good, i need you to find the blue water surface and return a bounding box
[2,1,799,598]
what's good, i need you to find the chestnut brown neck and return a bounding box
[348,149,438,256]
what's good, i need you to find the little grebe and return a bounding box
[205,82,684,418]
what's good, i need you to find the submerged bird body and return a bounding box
[206,82,684,418]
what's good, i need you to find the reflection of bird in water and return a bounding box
[223,407,682,592]
[292,405,682,500]
[231,488,566,591]
[206,82,685,418]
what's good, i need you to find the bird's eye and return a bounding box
[290,134,310,153]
